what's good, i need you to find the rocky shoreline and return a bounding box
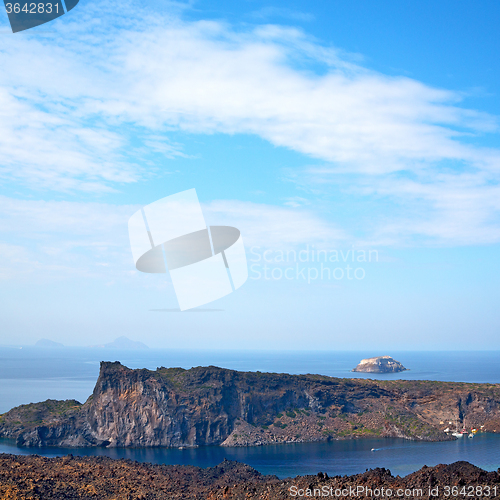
[1,454,500,499]
[1,362,500,448]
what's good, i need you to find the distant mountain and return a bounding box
[35,339,64,348]
[90,336,148,350]
[352,355,407,373]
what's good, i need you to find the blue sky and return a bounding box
[1,0,500,349]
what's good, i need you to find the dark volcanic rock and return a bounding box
[0,454,275,500]
[0,454,499,500]
[352,355,407,373]
[1,362,500,448]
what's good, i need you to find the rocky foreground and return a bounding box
[1,454,500,499]
[1,362,500,448]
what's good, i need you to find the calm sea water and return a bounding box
[1,347,500,478]
[1,433,499,479]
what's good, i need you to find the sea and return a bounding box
[1,347,499,478]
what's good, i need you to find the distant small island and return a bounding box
[3,361,499,449]
[89,336,148,350]
[352,355,407,373]
[34,339,64,348]
[0,455,497,500]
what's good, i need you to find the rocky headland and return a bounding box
[1,454,499,500]
[353,356,407,373]
[1,362,500,448]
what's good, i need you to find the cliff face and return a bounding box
[1,362,500,448]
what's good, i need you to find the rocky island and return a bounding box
[0,361,499,448]
[0,454,499,500]
[352,355,407,373]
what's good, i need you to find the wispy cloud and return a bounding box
[0,196,135,281]
[0,195,344,282]
[364,172,500,246]
[0,87,139,192]
[204,199,346,248]
[0,0,499,244]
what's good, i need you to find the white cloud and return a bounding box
[364,172,500,246]
[0,196,136,281]
[0,195,345,281]
[2,5,498,177]
[0,88,138,192]
[0,196,133,237]
[0,1,500,244]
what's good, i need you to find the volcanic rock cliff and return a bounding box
[1,361,500,448]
